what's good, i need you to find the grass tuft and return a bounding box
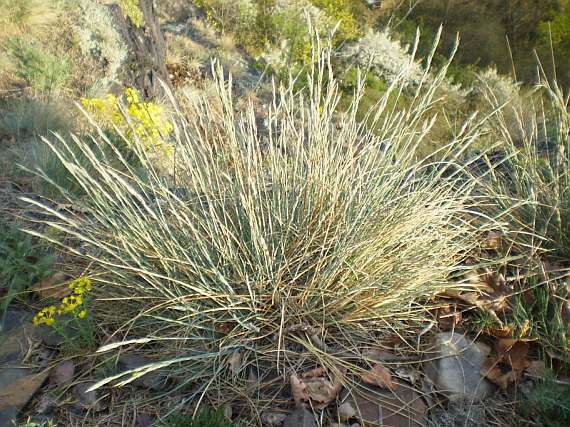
[28,36,484,419]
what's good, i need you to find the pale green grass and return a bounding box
[25,34,485,420]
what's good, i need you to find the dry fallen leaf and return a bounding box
[483,230,501,250]
[305,377,339,408]
[360,364,394,390]
[32,272,70,299]
[290,374,309,407]
[481,353,524,392]
[496,339,530,371]
[302,367,326,379]
[228,350,241,374]
[337,401,357,421]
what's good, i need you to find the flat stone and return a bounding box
[0,323,38,364]
[0,367,49,424]
[283,407,316,427]
[345,383,426,427]
[74,382,98,406]
[424,332,495,401]
[118,354,167,391]
[0,309,31,333]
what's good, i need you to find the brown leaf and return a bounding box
[302,367,326,379]
[360,364,394,390]
[487,324,514,338]
[481,356,503,382]
[290,374,309,407]
[305,378,339,408]
[483,231,501,250]
[228,351,241,374]
[32,272,70,299]
[497,339,530,371]
[495,370,520,391]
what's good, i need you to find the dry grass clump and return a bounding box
[0,0,60,42]
[28,40,482,419]
[473,70,570,258]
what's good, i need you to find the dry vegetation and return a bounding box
[0,1,569,426]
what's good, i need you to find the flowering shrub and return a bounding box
[81,87,173,153]
[309,0,361,42]
[341,29,424,87]
[33,276,92,326]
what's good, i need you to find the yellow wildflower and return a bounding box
[69,276,93,295]
[33,305,56,326]
[78,310,87,319]
[81,87,173,153]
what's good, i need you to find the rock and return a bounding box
[338,401,357,421]
[36,325,65,347]
[0,309,31,333]
[0,323,38,364]
[52,360,75,386]
[0,368,50,425]
[424,332,495,400]
[429,398,487,427]
[344,382,426,427]
[74,382,98,406]
[118,354,167,391]
[261,411,288,426]
[283,407,316,427]
[135,413,155,427]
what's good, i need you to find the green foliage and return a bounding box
[539,9,570,47]
[0,223,54,319]
[161,409,235,427]
[512,274,569,360]
[309,0,362,42]
[6,38,71,94]
[119,0,144,27]
[523,373,570,426]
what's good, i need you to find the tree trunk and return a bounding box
[107,0,172,99]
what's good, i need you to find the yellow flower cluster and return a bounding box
[81,87,173,153]
[33,306,56,326]
[309,0,361,42]
[33,276,92,327]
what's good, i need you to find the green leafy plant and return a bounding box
[474,73,570,258]
[523,372,570,427]
[161,408,235,427]
[32,276,96,354]
[0,223,54,321]
[6,38,71,95]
